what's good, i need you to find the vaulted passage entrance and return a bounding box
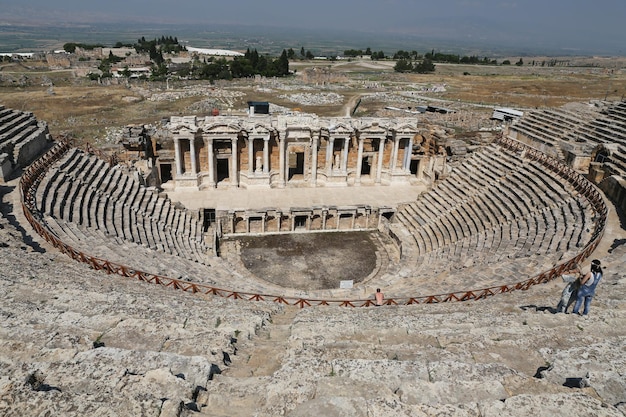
[216,158,230,183]
[361,156,371,176]
[288,151,304,180]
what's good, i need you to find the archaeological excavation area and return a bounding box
[1,100,625,416]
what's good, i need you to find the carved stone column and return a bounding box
[355,136,364,184]
[404,137,413,172]
[326,137,335,177]
[248,138,254,175]
[342,137,349,174]
[207,138,215,186]
[311,134,318,186]
[174,138,183,176]
[391,136,400,172]
[376,137,385,184]
[230,138,238,187]
[189,137,197,174]
[263,137,270,174]
[278,132,286,187]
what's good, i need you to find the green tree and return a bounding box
[230,58,253,78]
[277,49,290,75]
[393,50,410,60]
[414,58,435,73]
[344,49,363,57]
[150,63,168,80]
[97,59,112,78]
[121,66,132,78]
[63,43,78,53]
[515,58,524,66]
[371,51,385,60]
[394,59,413,72]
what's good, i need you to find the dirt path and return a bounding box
[342,93,361,117]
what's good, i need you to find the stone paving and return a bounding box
[166,183,426,211]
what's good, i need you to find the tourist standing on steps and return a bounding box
[573,259,603,316]
[374,288,384,306]
[556,263,582,313]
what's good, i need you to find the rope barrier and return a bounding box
[19,137,608,308]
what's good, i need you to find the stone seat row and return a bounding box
[64,151,206,262]
[36,148,209,265]
[513,113,571,137]
[574,124,623,146]
[0,107,32,133]
[254,301,623,416]
[510,108,590,139]
[509,119,565,149]
[589,118,626,140]
[1,228,282,417]
[508,106,611,146]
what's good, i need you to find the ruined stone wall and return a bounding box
[45,54,71,69]
[599,175,626,215]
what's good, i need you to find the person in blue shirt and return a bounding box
[573,259,603,316]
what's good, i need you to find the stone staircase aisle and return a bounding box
[197,306,298,416]
[235,307,298,377]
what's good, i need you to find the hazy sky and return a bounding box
[2,0,625,54]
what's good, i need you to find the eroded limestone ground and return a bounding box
[234,231,378,291]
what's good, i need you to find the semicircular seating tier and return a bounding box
[33,141,600,299]
[383,143,597,295]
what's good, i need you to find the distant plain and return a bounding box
[1,23,625,144]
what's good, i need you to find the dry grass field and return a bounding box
[1,56,625,144]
